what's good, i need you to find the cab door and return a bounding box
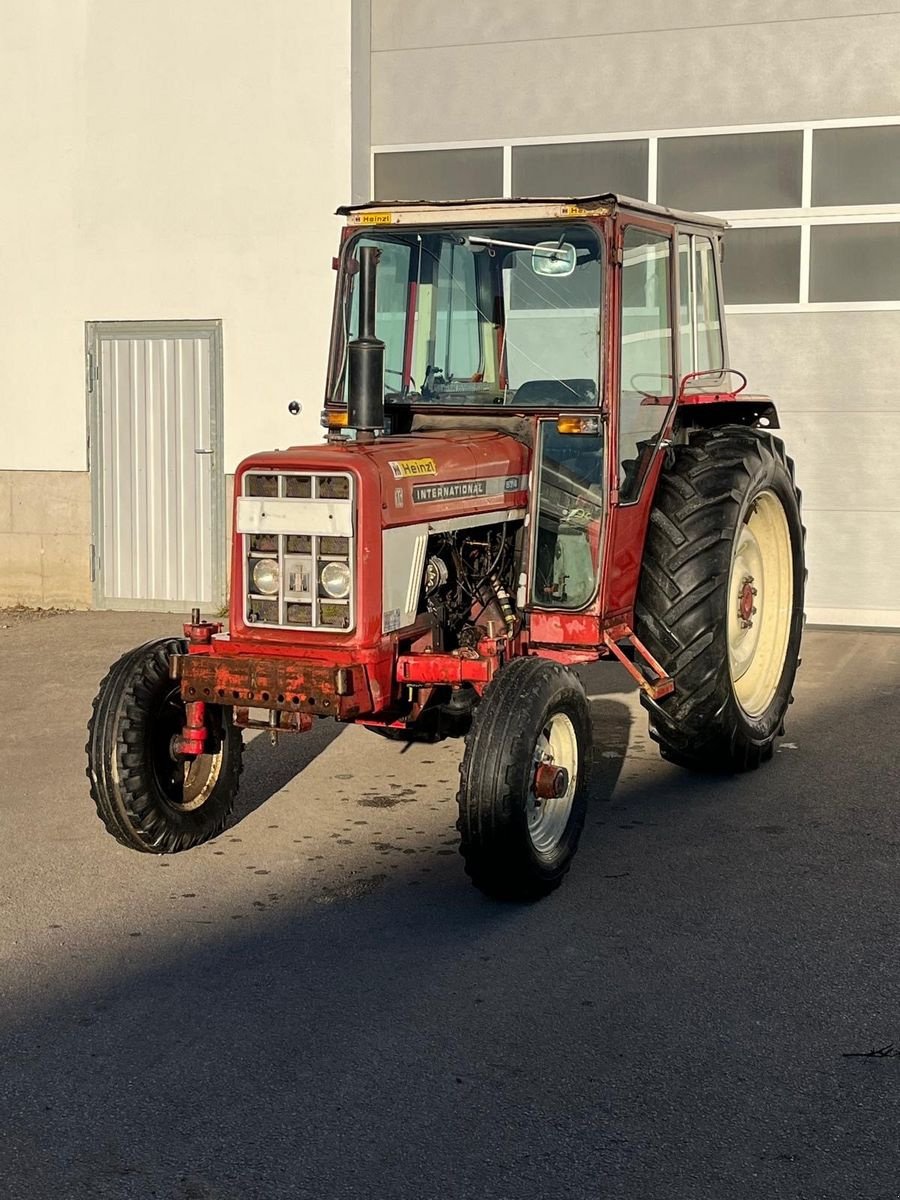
[599,220,677,620]
[615,225,676,504]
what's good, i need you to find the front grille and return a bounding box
[242,471,355,632]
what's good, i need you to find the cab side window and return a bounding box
[618,227,673,503]
[678,233,724,378]
[694,236,724,372]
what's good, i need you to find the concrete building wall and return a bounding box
[0,0,352,607]
[367,1,900,627]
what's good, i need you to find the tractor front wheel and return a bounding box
[456,657,591,900]
[635,426,805,771]
[86,638,243,852]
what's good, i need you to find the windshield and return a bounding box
[330,223,603,408]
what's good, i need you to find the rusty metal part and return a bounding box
[533,762,569,800]
[233,707,314,733]
[172,700,208,758]
[335,667,352,696]
[183,608,223,646]
[601,623,675,701]
[170,652,370,718]
[395,650,499,687]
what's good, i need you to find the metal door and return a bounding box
[87,320,225,611]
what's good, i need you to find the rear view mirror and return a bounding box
[532,241,576,278]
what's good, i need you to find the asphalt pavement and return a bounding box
[1,612,899,1200]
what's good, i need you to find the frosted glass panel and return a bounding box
[658,131,802,211]
[374,148,503,201]
[512,140,648,200]
[812,126,900,206]
[810,224,900,301]
[723,227,801,304]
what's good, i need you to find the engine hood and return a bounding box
[237,430,533,528]
[231,430,534,648]
[353,430,531,526]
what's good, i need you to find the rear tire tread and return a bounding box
[635,425,806,772]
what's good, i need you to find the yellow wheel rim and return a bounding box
[727,490,793,719]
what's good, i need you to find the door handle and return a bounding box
[194,448,214,455]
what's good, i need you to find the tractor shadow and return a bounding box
[576,659,636,819]
[584,695,633,804]
[228,691,634,839]
[227,717,346,828]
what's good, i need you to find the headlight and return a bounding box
[251,558,280,595]
[320,560,351,599]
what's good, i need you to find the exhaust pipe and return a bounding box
[347,246,384,438]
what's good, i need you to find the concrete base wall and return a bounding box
[0,470,237,612]
[0,472,91,608]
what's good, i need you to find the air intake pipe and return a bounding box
[347,246,384,439]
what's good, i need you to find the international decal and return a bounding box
[412,479,488,503]
[389,457,437,479]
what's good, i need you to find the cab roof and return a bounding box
[337,193,728,230]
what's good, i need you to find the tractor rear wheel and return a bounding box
[86,637,243,852]
[456,657,591,900]
[634,426,805,771]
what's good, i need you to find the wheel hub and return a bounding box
[726,490,793,719]
[533,762,570,800]
[153,687,223,812]
[526,712,578,856]
[738,575,758,628]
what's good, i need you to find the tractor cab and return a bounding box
[323,195,766,650]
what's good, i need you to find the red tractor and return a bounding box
[86,194,805,900]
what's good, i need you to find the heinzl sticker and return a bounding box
[412,480,488,503]
[356,211,393,225]
[389,457,437,479]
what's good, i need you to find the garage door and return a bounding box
[87,320,225,612]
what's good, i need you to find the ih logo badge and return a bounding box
[389,458,437,480]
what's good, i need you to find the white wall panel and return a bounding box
[803,510,900,623]
[729,312,900,622]
[0,0,352,473]
[728,312,900,413]
[372,14,900,144]
[776,413,900,514]
[373,0,900,51]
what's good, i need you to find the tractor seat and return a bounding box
[511,378,598,407]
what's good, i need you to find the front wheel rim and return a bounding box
[727,489,794,719]
[151,687,224,812]
[526,711,578,856]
